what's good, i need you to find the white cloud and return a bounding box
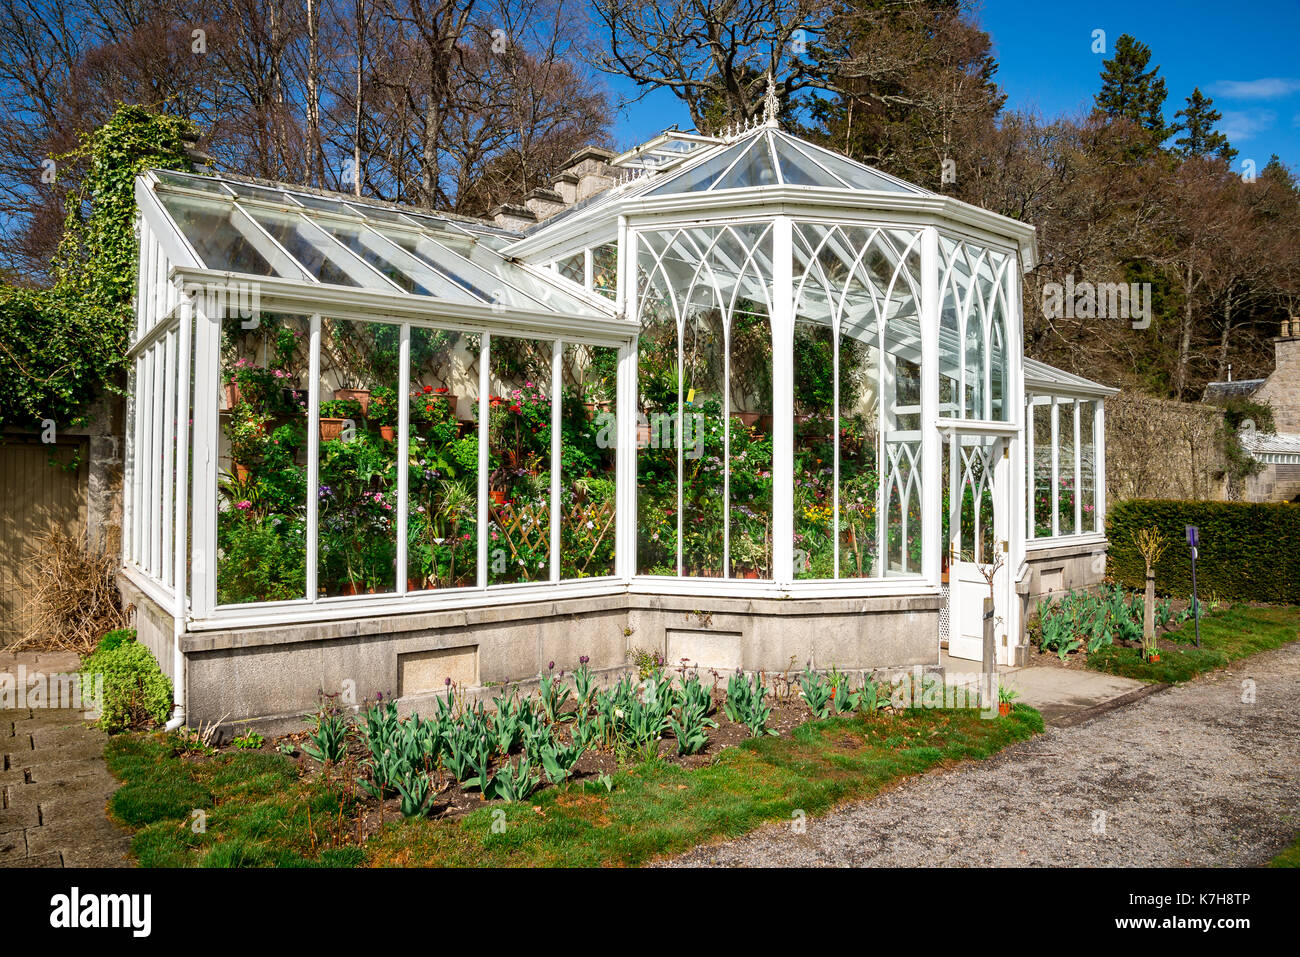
[1218,109,1277,142]
[1209,78,1300,100]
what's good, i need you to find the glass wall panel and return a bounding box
[636,254,680,576]
[792,223,922,579]
[216,313,310,604]
[317,319,400,595]
[939,234,1011,421]
[488,338,552,584]
[592,243,618,299]
[681,309,725,577]
[635,222,773,579]
[560,344,617,578]
[839,334,880,578]
[1030,399,1053,538]
[406,328,480,591]
[728,298,772,578]
[1057,399,1076,535]
[793,318,834,579]
[1079,400,1096,533]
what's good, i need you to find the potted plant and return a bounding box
[369,385,399,441]
[997,684,1019,717]
[319,398,362,442]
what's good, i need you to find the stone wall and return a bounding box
[132,587,942,735]
[1254,332,1300,433]
[1105,392,1229,502]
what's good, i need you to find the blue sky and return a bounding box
[603,0,1300,171]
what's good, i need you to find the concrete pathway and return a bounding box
[0,650,132,868]
[663,642,1300,867]
[941,651,1148,725]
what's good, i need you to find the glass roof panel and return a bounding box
[156,192,306,278]
[776,133,921,193]
[244,206,386,288]
[713,135,779,190]
[646,138,755,196]
[311,217,480,301]
[429,232,605,315]
[148,170,615,319]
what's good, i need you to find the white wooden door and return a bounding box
[946,434,1005,662]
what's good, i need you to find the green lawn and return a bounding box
[366,705,1042,867]
[1269,833,1300,868]
[104,733,364,867]
[105,705,1042,868]
[1086,604,1300,684]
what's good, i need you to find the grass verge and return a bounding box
[1086,605,1300,684]
[104,733,364,867]
[1268,833,1300,868]
[366,705,1043,867]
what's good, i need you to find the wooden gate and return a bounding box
[0,439,87,645]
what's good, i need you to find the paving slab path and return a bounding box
[0,650,132,868]
[663,642,1300,867]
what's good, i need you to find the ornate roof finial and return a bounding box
[762,71,780,128]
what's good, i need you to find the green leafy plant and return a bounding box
[301,709,349,765]
[669,699,717,756]
[232,728,264,750]
[724,672,776,737]
[488,755,540,803]
[797,668,834,719]
[79,636,173,734]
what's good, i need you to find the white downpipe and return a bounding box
[166,288,193,731]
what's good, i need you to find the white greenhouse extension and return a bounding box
[123,117,1116,730]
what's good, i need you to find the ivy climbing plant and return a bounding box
[0,104,197,431]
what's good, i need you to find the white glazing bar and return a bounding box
[477,332,490,588]
[174,296,193,615]
[1095,401,1107,534]
[771,215,795,585]
[550,339,563,582]
[161,329,178,588]
[615,338,634,579]
[190,302,220,619]
[137,351,153,572]
[722,320,730,578]
[615,217,634,580]
[1073,400,1082,535]
[832,319,841,580]
[675,318,683,577]
[150,343,166,578]
[1026,398,1036,540]
[305,315,322,602]
[1050,399,1060,538]
[919,225,940,584]
[128,356,142,564]
[396,323,411,594]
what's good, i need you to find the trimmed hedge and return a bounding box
[1107,499,1300,604]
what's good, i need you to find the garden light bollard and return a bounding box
[1186,525,1201,648]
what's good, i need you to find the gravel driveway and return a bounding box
[662,642,1300,867]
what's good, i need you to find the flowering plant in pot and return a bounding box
[996,684,1019,717]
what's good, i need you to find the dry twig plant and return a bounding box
[19,526,128,655]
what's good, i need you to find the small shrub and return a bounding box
[97,627,137,653]
[80,639,173,733]
[232,728,265,750]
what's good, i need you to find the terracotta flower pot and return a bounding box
[490,489,507,505]
[733,411,762,428]
[998,702,1011,717]
[223,381,242,409]
[1149,652,1161,663]
[407,577,424,593]
[340,581,362,596]
[319,417,346,442]
[379,425,396,442]
[233,463,251,482]
[333,387,371,413]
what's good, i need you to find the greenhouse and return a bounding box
[122,114,1116,730]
